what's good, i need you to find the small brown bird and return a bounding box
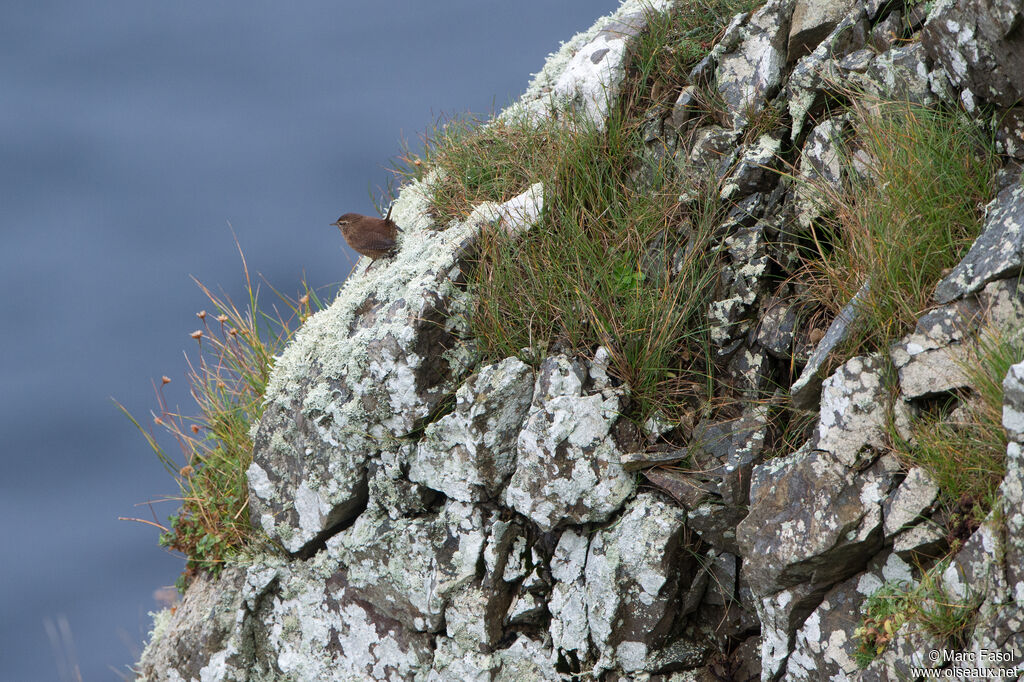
[332,206,401,260]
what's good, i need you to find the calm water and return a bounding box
[0,2,620,678]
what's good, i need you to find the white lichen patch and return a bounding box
[507,0,672,128]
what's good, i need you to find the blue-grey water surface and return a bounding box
[0,2,620,678]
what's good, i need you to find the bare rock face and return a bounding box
[922,0,1024,108]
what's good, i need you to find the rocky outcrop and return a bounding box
[138,0,1024,680]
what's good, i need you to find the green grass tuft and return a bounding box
[798,99,999,354]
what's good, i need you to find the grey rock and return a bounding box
[737,445,897,596]
[851,42,936,105]
[785,553,913,681]
[791,281,870,410]
[788,0,861,59]
[329,499,486,633]
[367,450,437,520]
[247,179,507,553]
[683,125,741,179]
[410,357,534,502]
[995,107,1024,160]
[513,5,653,129]
[892,522,948,563]
[721,133,783,200]
[883,467,939,537]
[137,567,253,682]
[757,298,798,358]
[816,354,889,469]
[688,11,750,86]
[709,223,773,346]
[503,355,635,531]
[715,0,796,130]
[890,296,982,399]
[139,556,438,681]
[754,581,833,679]
[870,10,903,51]
[1003,362,1024,442]
[922,0,1024,108]
[548,528,591,658]
[688,501,747,556]
[505,592,545,627]
[838,46,875,73]
[584,494,690,673]
[795,115,851,230]
[934,180,1024,304]
[786,13,869,139]
[668,85,700,131]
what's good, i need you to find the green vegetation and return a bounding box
[854,560,980,667]
[120,253,319,589]
[391,112,570,227]
[470,117,725,423]
[798,100,999,355]
[625,0,760,112]
[390,2,763,426]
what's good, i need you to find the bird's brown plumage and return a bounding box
[332,211,400,260]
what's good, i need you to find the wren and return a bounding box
[332,207,400,260]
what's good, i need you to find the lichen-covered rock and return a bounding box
[890,295,983,399]
[737,445,898,596]
[786,12,868,139]
[995,107,1024,160]
[548,528,591,659]
[410,357,534,502]
[138,555,438,682]
[682,125,741,179]
[922,0,1024,108]
[788,0,861,59]
[709,222,773,346]
[791,281,870,409]
[584,494,690,674]
[785,552,913,681]
[511,0,673,128]
[851,42,937,105]
[247,177,485,553]
[934,180,1024,304]
[139,1,1024,680]
[816,354,888,468]
[715,0,796,129]
[757,298,798,358]
[136,567,252,681]
[503,354,635,531]
[754,581,831,679]
[794,115,850,229]
[329,499,486,633]
[882,467,939,538]
[721,133,783,200]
